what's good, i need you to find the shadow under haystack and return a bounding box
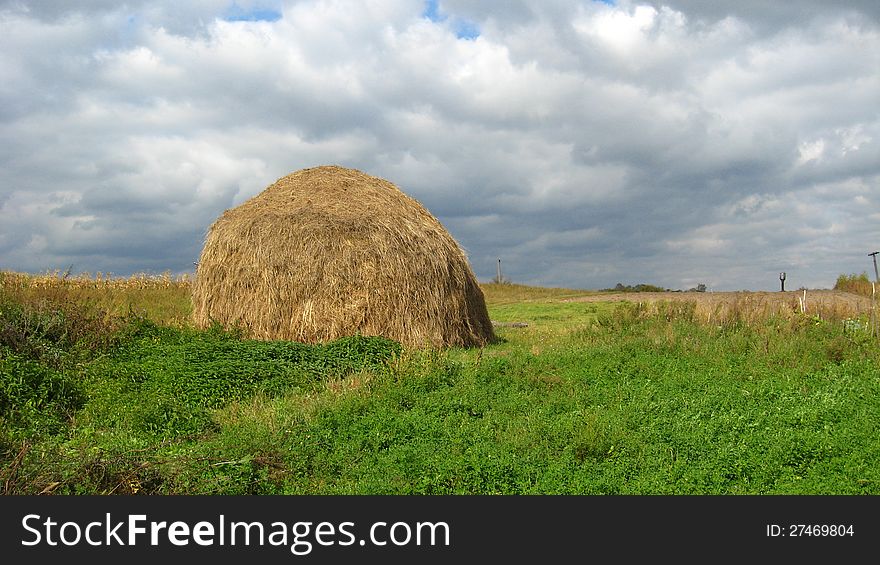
[192,165,495,348]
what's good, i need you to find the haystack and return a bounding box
[192,165,495,348]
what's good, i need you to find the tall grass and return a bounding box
[834,272,874,297]
[626,295,861,326]
[1,270,193,324]
[6,269,192,290]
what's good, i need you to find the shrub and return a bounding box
[604,283,669,293]
[834,272,873,297]
[0,277,122,365]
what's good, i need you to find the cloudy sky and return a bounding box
[1,0,878,291]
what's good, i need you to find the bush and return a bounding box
[0,281,107,439]
[604,283,669,293]
[0,279,121,366]
[834,272,873,297]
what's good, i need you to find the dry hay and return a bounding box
[192,165,495,348]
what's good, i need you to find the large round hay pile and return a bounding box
[192,165,495,348]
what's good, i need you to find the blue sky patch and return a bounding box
[224,2,282,22]
[423,0,443,22]
[453,20,479,40]
[423,0,480,39]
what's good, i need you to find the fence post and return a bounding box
[872,282,877,337]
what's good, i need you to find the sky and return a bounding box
[1,0,878,291]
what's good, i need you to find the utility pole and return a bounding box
[779,272,786,292]
[869,251,879,283]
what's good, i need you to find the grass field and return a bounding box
[1,272,878,494]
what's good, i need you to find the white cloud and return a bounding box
[798,139,825,164]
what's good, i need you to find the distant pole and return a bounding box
[496,258,502,284]
[779,272,786,292]
[869,251,879,283]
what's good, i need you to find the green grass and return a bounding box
[1,276,878,495]
[480,282,603,305]
[488,301,615,348]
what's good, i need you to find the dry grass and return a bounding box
[563,290,873,324]
[192,165,495,348]
[3,269,192,290]
[1,270,193,324]
[7,268,872,337]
